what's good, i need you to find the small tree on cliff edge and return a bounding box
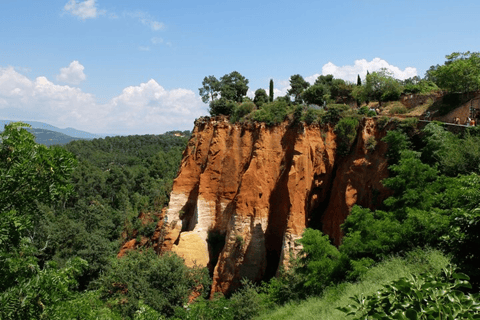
[269,79,274,102]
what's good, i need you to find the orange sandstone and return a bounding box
[164,116,390,295]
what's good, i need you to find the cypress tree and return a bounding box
[357,74,362,86]
[269,79,274,102]
[366,70,370,76]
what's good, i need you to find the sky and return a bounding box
[1,0,480,136]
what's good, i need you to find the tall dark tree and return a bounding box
[287,74,310,104]
[269,79,274,102]
[253,88,268,107]
[219,71,249,102]
[357,74,362,86]
[198,75,220,103]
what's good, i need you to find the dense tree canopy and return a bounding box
[426,51,480,93]
[287,74,310,104]
[253,88,269,107]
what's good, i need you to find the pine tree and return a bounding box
[269,79,274,102]
[357,74,362,86]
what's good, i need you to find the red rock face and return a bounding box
[164,116,390,295]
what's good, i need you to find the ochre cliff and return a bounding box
[164,116,391,295]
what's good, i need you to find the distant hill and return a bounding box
[23,128,92,146]
[0,120,104,139]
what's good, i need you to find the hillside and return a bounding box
[0,120,104,139]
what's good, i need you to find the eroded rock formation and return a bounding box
[164,116,390,295]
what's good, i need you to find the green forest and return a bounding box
[2,52,480,319]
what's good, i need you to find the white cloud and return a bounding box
[151,37,164,44]
[0,67,206,135]
[64,0,105,20]
[307,58,418,83]
[56,61,86,85]
[139,46,150,51]
[127,11,165,31]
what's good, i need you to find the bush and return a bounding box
[403,80,439,95]
[302,108,325,125]
[381,130,411,164]
[357,106,369,115]
[388,104,407,115]
[251,100,289,125]
[97,250,210,318]
[209,98,236,116]
[365,136,377,151]
[321,104,349,124]
[334,117,360,156]
[338,266,480,319]
[230,101,256,123]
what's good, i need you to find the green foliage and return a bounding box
[219,71,249,102]
[321,104,349,125]
[302,83,328,106]
[297,229,343,294]
[357,74,361,86]
[426,51,480,93]
[253,88,269,107]
[200,72,249,110]
[365,136,377,151]
[97,249,210,318]
[258,249,451,320]
[269,79,274,102]
[251,100,290,125]
[402,78,439,94]
[0,122,90,319]
[0,257,88,320]
[357,106,369,115]
[235,235,244,248]
[302,107,325,125]
[354,69,403,102]
[37,132,186,289]
[381,130,411,164]
[388,104,408,115]
[422,122,480,176]
[47,290,123,320]
[199,75,220,103]
[334,117,360,156]
[230,101,256,123]
[338,267,480,319]
[209,97,237,116]
[287,74,310,104]
[0,122,77,218]
[176,280,270,320]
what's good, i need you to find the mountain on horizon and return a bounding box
[0,120,108,139]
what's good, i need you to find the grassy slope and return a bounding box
[256,249,450,320]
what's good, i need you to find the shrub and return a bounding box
[321,104,349,124]
[388,104,407,115]
[365,136,377,152]
[97,250,210,318]
[230,101,255,123]
[334,117,360,156]
[209,98,236,116]
[357,106,369,115]
[253,89,269,107]
[302,107,325,125]
[377,116,390,129]
[381,130,411,164]
[338,267,480,319]
[251,100,289,125]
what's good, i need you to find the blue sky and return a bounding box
[1,0,480,135]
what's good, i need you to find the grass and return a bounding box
[255,248,450,320]
[405,98,435,117]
